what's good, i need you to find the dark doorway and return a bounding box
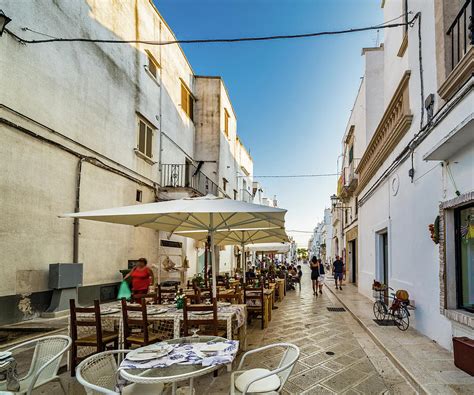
[382,232,389,286]
[349,239,357,284]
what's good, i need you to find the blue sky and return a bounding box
[155,0,383,246]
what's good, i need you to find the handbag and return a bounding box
[117,280,132,300]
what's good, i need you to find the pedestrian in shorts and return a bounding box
[333,255,345,290]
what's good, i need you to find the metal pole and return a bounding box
[210,213,217,300]
[242,240,246,284]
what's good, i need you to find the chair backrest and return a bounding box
[121,298,150,343]
[8,335,71,392]
[140,292,158,305]
[76,350,129,395]
[276,344,300,385]
[182,297,218,336]
[244,285,264,311]
[70,299,103,345]
[157,284,177,304]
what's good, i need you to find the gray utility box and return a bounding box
[49,263,83,289]
[44,263,83,316]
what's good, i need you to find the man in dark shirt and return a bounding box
[333,256,345,290]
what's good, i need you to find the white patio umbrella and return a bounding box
[62,195,287,298]
[175,227,289,282]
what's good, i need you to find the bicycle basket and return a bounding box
[396,289,409,302]
[372,288,386,301]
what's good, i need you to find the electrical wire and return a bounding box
[5,14,419,46]
[239,173,338,178]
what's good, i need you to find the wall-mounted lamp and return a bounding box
[0,10,11,37]
[330,194,352,212]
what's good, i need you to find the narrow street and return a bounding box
[191,264,415,394]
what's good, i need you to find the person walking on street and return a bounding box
[310,256,319,296]
[333,255,344,290]
[316,259,325,295]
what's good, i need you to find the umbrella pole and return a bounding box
[209,214,217,301]
[242,240,246,284]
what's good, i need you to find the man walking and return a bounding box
[333,255,344,290]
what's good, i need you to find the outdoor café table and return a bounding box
[70,302,248,352]
[275,279,285,302]
[119,336,238,395]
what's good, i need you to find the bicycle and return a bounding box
[372,285,413,331]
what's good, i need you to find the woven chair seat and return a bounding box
[126,332,162,344]
[76,331,119,345]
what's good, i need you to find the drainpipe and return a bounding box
[73,157,86,263]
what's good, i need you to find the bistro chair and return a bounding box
[244,284,265,329]
[139,292,158,305]
[230,343,300,394]
[182,297,226,337]
[76,350,164,395]
[157,284,178,304]
[70,299,119,375]
[121,298,162,348]
[0,335,71,395]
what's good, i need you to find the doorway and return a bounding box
[349,239,357,284]
[377,231,389,287]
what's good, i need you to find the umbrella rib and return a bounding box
[215,212,238,230]
[188,213,209,229]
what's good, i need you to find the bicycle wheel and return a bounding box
[373,301,386,320]
[394,306,409,331]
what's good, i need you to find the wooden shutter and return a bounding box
[138,120,146,154]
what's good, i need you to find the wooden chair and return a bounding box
[140,292,158,305]
[69,299,119,376]
[244,285,265,329]
[121,298,162,348]
[182,297,226,337]
[157,284,178,304]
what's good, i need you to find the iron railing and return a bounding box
[343,159,360,189]
[447,0,473,72]
[161,163,218,196]
[240,188,253,203]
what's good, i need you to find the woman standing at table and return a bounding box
[124,258,154,302]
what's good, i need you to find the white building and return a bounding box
[355,0,473,350]
[0,0,254,322]
[310,208,333,264]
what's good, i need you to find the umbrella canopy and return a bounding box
[62,195,287,297]
[246,243,291,253]
[174,227,288,246]
[63,195,285,233]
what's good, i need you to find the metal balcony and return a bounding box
[447,0,473,72]
[160,163,218,197]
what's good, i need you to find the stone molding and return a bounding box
[356,71,413,194]
[438,46,474,101]
[438,190,474,329]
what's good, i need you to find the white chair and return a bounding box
[230,343,300,395]
[0,334,71,395]
[76,350,164,395]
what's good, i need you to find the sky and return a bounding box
[155,0,383,246]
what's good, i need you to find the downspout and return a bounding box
[73,157,86,263]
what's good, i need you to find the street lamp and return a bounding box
[330,194,338,209]
[0,10,11,37]
[330,194,352,212]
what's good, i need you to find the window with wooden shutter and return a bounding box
[137,116,154,159]
[145,50,160,79]
[180,81,194,121]
[224,109,230,137]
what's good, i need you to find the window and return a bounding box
[223,178,228,192]
[136,190,142,202]
[455,204,474,312]
[355,197,358,216]
[233,189,238,200]
[224,109,230,137]
[348,145,354,164]
[137,116,154,158]
[145,50,160,79]
[180,81,194,121]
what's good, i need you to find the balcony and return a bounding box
[160,163,218,199]
[439,0,474,100]
[340,159,359,200]
[240,188,253,203]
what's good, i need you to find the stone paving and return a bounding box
[328,282,474,395]
[24,265,415,394]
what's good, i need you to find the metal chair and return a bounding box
[230,343,300,395]
[0,335,71,395]
[76,350,164,395]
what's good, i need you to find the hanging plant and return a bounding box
[428,216,440,244]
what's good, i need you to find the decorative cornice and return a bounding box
[397,32,408,58]
[438,46,474,101]
[356,71,412,194]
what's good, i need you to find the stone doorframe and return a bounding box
[438,191,474,329]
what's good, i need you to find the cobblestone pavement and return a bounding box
[33,265,414,394]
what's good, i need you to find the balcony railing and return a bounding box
[240,189,253,203]
[447,0,473,72]
[161,163,218,197]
